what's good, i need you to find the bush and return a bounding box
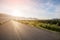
[16,20,60,32]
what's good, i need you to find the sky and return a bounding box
[0,0,60,19]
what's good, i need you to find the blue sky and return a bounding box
[0,0,60,19]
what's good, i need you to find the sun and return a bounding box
[11,9,22,16]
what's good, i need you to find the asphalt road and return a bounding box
[0,20,60,40]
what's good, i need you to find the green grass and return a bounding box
[16,20,60,32]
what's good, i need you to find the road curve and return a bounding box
[0,20,60,40]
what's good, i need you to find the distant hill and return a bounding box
[0,13,38,22]
[0,13,60,21]
[0,13,12,23]
[13,17,39,20]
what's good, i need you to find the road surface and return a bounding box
[0,20,60,40]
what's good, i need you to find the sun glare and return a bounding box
[11,10,22,16]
